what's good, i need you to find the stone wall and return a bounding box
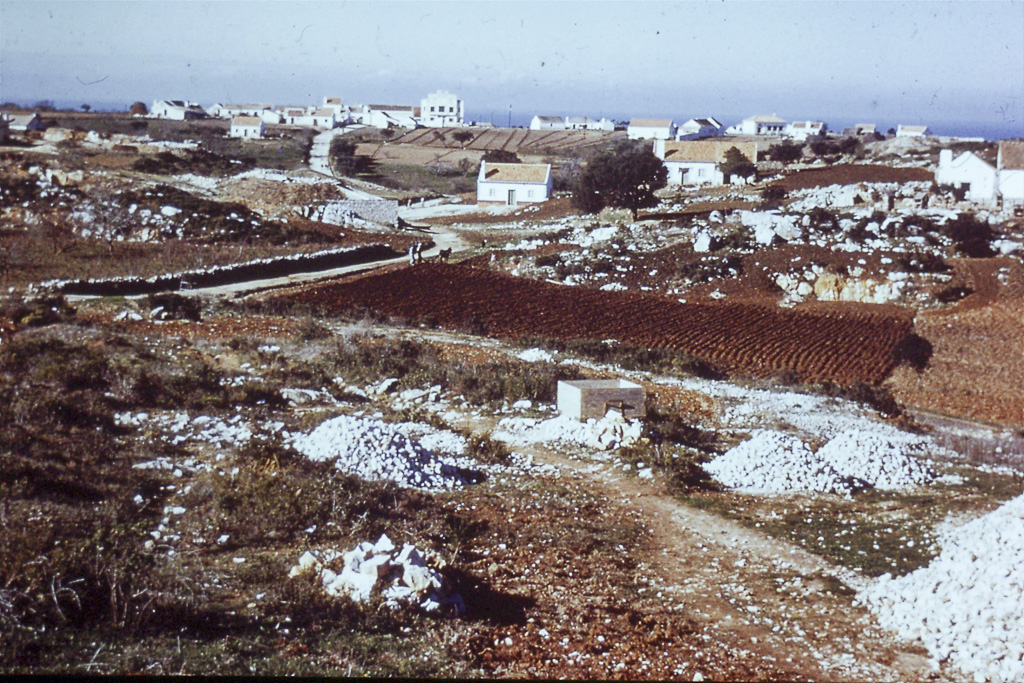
[314,199,399,227]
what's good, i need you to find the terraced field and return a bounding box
[279,263,916,385]
[392,127,624,155]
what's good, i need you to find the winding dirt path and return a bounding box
[449,403,961,682]
[541,448,953,682]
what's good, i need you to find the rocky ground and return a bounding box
[2,117,1023,679]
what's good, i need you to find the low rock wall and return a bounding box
[50,243,398,297]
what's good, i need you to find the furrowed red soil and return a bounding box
[278,263,915,385]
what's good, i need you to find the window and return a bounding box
[489,188,495,198]
[448,107,454,113]
[528,190,534,198]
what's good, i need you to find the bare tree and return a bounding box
[34,210,80,256]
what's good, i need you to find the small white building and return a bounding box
[477,162,552,206]
[998,140,1024,205]
[785,121,827,141]
[738,114,787,136]
[557,379,646,421]
[936,149,997,204]
[5,113,45,132]
[530,115,566,131]
[278,107,336,129]
[854,123,877,136]
[896,124,931,138]
[627,118,676,140]
[151,100,206,120]
[229,115,265,139]
[655,139,758,186]
[419,90,464,127]
[365,105,417,129]
[208,103,272,119]
[565,116,593,131]
[677,117,722,139]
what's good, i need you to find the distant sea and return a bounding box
[12,98,1022,141]
[471,110,1023,141]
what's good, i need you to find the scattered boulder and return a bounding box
[289,534,464,615]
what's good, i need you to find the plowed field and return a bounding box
[280,263,915,385]
[773,164,933,190]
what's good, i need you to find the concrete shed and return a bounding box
[557,379,646,421]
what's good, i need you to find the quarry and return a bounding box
[1,111,1022,681]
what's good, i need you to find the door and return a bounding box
[507,189,517,206]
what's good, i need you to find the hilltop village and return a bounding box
[0,88,1023,681]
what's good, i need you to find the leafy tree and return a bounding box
[768,140,803,163]
[810,139,834,156]
[760,185,787,208]
[329,137,374,177]
[887,128,896,136]
[572,146,667,219]
[839,136,860,154]
[716,146,756,184]
[943,213,996,257]
[129,101,148,116]
[481,149,520,164]
[80,104,91,113]
[452,130,474,145]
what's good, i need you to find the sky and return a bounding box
[2,0,1022,137]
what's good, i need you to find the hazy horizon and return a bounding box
[2,0,1022,139]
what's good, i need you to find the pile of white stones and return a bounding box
[704,429,935,495]
[493,412,644,452]
[289,534,463,614]
[859,493,1024,683]
[290,414,469,490]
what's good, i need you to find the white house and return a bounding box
[998,140,1024,206]
[738,114,787,136]
[896,124,931,138]
[936,149,997,204]
[419,91,464,127]
[627,118,676,140]
[854,123,877,136]
[151,100,206,120]
[530,115,566,131]
[477,162,552,206]
[208,103,272,119]
[229,115,265,139]
[278,107,336,129]
[365,105,417,129]
[654,139,758,186]
[677,117,722,139]
[5,113,45,132]
[786,121,827,141]
[565,116,594,131]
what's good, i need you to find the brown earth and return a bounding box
[272,262,916,385]
[772,164,933,191]
[888,257,1024,426]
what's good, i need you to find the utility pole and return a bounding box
[508,104,512,129]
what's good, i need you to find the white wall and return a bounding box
[628,125,675,140]
[937,150,997,202]
[477,180,551,205]
[665,161,724,186]
[420,91,463,127]
[999,169,1024,203]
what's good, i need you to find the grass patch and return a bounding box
[677,466,1024,577]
